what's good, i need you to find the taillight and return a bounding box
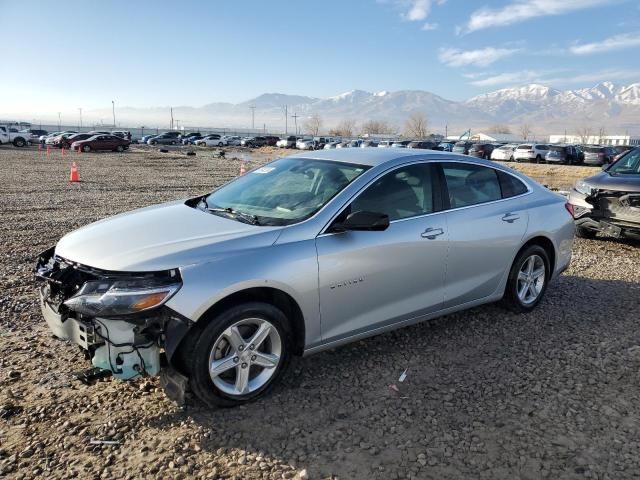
[564,202,575,218]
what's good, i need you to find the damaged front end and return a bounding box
[573,189,640,238]
[34,247,189,381]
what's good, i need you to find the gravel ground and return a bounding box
[1,145,639,480]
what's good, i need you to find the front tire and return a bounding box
[501,245,550,313]
[13,137,26,147]
[116,145,124,152]
[82,145,91,152]
[186,302,292,408]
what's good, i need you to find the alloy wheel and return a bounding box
[517,255,546,305]
[208,318,282,396]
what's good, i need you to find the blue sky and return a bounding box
[2,0,640,115]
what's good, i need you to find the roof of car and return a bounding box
[293,146,468,167]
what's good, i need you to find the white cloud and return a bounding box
[462,0,614,34]
[470,71,542,87]
[464,68,640,89]
[570,32,640,54]
[422,22,439,30]
[398,0,447,22]
[438,47,520,67]
[403,0,431,20]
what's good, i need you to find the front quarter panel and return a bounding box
[165,239,321,348]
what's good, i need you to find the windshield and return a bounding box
[549,146,565,152]
[608,149,640,175]
[203,158,368,225]
[584,146,604,153]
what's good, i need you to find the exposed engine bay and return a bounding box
[34,246,186,380]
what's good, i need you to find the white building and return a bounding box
[548,134,640,146]
[446,132,526,143]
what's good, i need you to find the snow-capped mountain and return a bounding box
[85,81,640,134]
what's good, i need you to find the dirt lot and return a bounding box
[1,145,639,480]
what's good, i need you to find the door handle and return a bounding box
[502,213,520,223]
[421,227,444,239]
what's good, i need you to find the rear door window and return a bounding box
[497,171,528,198]
[442,163,502,208]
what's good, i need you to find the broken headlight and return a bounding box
[64,272,181,317]
[575,180,596,197]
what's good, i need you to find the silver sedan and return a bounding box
[36,149,574,407]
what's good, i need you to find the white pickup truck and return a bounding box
[0,125,29,147]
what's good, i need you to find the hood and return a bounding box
[55,200,283,271]
[586,171,640,192]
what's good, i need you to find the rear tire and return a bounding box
[82,145,91,152]
[501,245,550,313]
[576,225,597,239]
[185,302,292,408]
[116,145,124,152]
[13,137,26,148]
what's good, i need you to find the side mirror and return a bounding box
[332,211,390,232]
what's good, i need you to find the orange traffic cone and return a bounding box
[70,162,80,182]
[38,143,42,152]
[239,163,246,176]
[46,145,51,156]
[61,147,65,156]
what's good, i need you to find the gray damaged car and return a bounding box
[568,147,640,239]
[35,149,574,407]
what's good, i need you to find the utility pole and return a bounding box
[445,124,448,138]
[283,105,288,135]
[112,100,116,128]
[170,107,174,130]
[291,112,300,136]
[249,105,256,131]
[79,108,82,130]
[57,112,61,130]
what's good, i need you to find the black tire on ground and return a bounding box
[171,141,176,145]
[535,155,542,164]
[576,225,597,239]
[82,145,91,152]
[116,145,124,152]
[218,142,223,147]
[501,244,550,313]
[186,302,292,408]
[150,141,156,145]
[13,137,26,147]
[509,156,514,161]
[62,143,70,150]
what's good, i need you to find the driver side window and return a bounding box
[350,164,435,221]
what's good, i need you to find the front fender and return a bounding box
[165,239,320,348]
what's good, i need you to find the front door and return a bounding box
[316,162,448,343]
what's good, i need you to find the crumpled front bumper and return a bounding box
[35,247,194,381]
[568,189,640,237]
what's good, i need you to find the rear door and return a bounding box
[439,162,529,307]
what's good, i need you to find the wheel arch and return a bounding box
[516,235,556,276]
[172,286,306,375]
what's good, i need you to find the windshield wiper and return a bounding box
[207,206,260,225]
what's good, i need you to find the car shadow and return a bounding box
[144,274,640,479]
